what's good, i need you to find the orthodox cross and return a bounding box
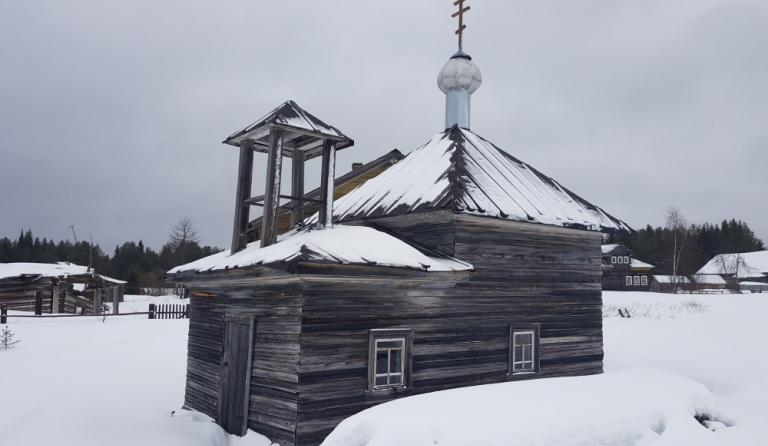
[452,0,470,51]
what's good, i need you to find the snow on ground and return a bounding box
[0,314,271,446]
[2,291,766,446]
[323,292,768,446]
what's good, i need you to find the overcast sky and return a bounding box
[1,0,766,252]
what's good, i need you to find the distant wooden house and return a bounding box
[0,262,126,314]
[650,275,693,293]
[245,149,404,243]
[691,274,728,291]
[696,251,768,290]
[601,244,654,291]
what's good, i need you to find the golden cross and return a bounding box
[452,0,470,51]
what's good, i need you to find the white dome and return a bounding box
[437,53,482,94]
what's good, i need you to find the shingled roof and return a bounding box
[325,126,630,232]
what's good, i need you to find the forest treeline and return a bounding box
[1,217,764,291]
[0,218,220,293]
[607,218,764,275]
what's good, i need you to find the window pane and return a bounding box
[389,373,402,385]
[514,345,523,361]
[390,349,402,373]
[523,345,532,361]
[376,351,388,374]
[377,339,404,349]
[375,375,387,386]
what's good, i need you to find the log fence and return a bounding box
[0,303,188,323]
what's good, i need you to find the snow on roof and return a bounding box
[696,251,768,278]
[630,258,655,269]
[601,244,620,254]
[692,274,727,285]
[321,127,630,232]
[0,262,127,284]
[224,100,352,148]
[169,225,473,275]
[652,275,691,284]
[0,262,90,280]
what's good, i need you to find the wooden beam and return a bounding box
[291,150,305,228]
[261,129,285,248]
[230,142,254,253]
[317,139,337,228]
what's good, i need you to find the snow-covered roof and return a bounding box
[169,225,473,275]
[696,251,768,279]
[630,258,655,269]
[652,275,691,284]
[223,100,353,155]
[320,127,630,232]
[692,274,727,285]
[0,262,126,284]
[601,244,620,254]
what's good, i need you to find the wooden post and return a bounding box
[231,141,254,254]
[112,287,120,315]
[290,150,305,228]
[261,129,285,248]
[94,289,102,315]
[148,303,156,319]
[35,292,43,315]
[318,139,337,228]
[1,305,7,324]
[51,285,60,314]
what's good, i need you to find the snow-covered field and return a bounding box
[1,292,766,445]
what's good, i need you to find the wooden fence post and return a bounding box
[1,305,7,324]
[112,287,120,315]
[148,303,156,319]
[35,292,43,315]
[51,285,60,314]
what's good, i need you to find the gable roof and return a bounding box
[324,127,630,232]
[696,250,768,278]
[223,100,353,159]
[169,225,473,275]
[653,275,691,284]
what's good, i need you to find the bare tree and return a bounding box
[665,207,690,294]
[169,217,200,264]
[715,252,744,293]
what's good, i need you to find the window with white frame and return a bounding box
[611,256,617,264]
[626,276,632,286]
[633,276,640,285]
[510,327,538,375]
[641,276,648,285]
[624,256,630,264]
[617,256,624,264]
[369,330,411,392]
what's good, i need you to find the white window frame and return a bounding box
[617,256,623,264]
[624,256,630,264]
[509,326,539,376]
[641,276,648,286]
[611,256,617,264]
[626,276,633,286]
[633,276,641,286]
[368,329,412,393]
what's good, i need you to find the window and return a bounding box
[617,256,624,264]
[624,256,630,264]
[368,329,412,392]
[633,276,641,286]
[611,256,617,264]
[509,326,539,376]
[641,276,648,286]
[626,276,632,286]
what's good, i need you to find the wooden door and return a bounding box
[218,315,254,436]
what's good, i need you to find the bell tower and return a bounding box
[223,101,354,253]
